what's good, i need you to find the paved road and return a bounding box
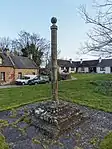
[0,85,22,89]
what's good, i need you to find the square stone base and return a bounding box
[30,100,88,139]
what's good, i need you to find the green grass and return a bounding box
[100,132,112,149]
[72,73,112,80]
[0,84,51,111]
[0,74,112,112]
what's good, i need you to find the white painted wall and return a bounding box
[58,67,66,74]
[84,67,89,73]
[78,67,89,73]
[59,65,112,74]
[97,67,110,74]
[106,67,111,73]
[59,66,77,74]
[77,67,81,73]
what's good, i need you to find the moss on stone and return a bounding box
[74,147,83,149]
[11,115,27,126]
[0,119,8,125]
[23,117,31,124]
[0,119,9,129]
[0,133,9,149]
[23,107,29,114]
[90,137,99,146]
[18,128,26,135]
[9,108,17,118]
[51,140,64,148]
[32,138,41,144]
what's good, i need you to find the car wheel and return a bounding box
[22,82,25,85]
[35,82,38,85]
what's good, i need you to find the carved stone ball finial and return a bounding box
[51,17,57,24]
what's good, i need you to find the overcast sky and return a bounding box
[0,0,100,60]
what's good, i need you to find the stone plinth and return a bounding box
[30,100,88,139]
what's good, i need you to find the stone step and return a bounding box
[31,114,86,139]
[34,109,83,126]
[58,112,83,127]
[30,100,88,139]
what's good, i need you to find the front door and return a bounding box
[1,72,5,81]
[66,67,69,73]
[111,67,112,73]
[18,72,22,79]
[89,67,96,73]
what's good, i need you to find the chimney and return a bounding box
[69,58,72,64]
[80,58,83,64]
[99,57,102,63]
[3,49,10,56]
[29,54,33,60]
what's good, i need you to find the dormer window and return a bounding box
[0,57,2,64]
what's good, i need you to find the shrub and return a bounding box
[92,80,112,96]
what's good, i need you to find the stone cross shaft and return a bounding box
[51,17,59,104]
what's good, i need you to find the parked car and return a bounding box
[15,75,37,85]
[28,75,49,85]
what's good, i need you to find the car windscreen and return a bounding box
[21,76,30,80]
[30,76,39,81]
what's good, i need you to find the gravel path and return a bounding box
[0,102,112,149]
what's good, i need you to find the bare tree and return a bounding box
[79,0,112,57]
[11,31,50,67]
[13,31,50,52]
[0,37,11,51]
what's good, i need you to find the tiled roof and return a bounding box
[57,59,77,67]
[57,59,99,67]
[0,52,13,67]
[0,52,37,69]
[78,60,99,67]
[97,59,112,67]
[10,55,37,69]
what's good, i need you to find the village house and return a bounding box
[58,58,112,74]
[58,59,77,74]
[76,59,99,73]
[97,58,112,74]
[0,51,38,85]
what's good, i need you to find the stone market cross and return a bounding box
[51,17,59,104]
[30,17,87,139]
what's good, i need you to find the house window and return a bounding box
[0,72,5,81]
[71,67,74,71]
[18,72,22,79]
[61,67,64,70]
[0,57,2,64]
[100,67,105,71]
[81,67,84,72]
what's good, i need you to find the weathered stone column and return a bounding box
[51,17,59,104]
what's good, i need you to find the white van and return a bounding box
[16,75,37,85]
